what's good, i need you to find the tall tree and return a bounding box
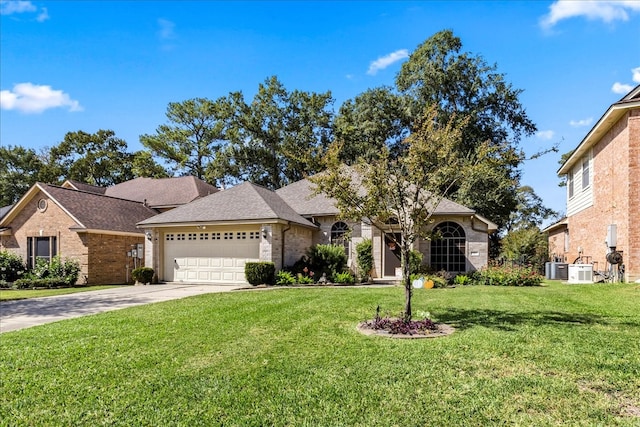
[312,107,501,321]
[506,186,558,233]
[140,98,227,181]
[212,76,334,189]
[0,145,47,206]
[335,30,538,230]
[130,150,170,179]
[333,87,410,163]
[48,130,135,186]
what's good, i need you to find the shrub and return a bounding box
[307,244,347,279]
[408,250,423,274]
[453,274,470,286]
[469,264,543,287]
[14,277,67,289]
[0,280,11,289]
[132,267,155,285]
[356,239,373,281]
[0,251,26,282]
[49,256,81,286]
[275,270,296,286]
[333,271,355,285]
[245,262,275,286]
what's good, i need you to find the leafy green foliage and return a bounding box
[307,244,347,280]
[470,264,543,287]
[132,267,155,284]
[244,262,275,286]
[13,277,69,289]
[500,227,549,271]
[47,130,136,186]
[0,250,26,282]
[0,145,50,206]
[212,76,334,189]
[355,239,373,280]
[275,270,297,286]
[332,271,355,285]
[23,256,81,287]
[140,98,226,180]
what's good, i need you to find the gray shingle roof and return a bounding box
[40,184,158,234]
[105,176,218,208]
[0,205,14,220]
[276,178,340,216]
[62,180,107,194]
[138,182,316,228]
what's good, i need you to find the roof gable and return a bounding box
[61,180,106,194]
[559,84,640,174]
[138,182,316,228]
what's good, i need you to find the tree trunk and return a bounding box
[401,247,412,322]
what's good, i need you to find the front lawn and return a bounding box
[1,282,638,425]
[0,285,123,301]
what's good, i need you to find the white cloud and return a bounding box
[0,82,82,114]
[612,82,634,94]
[569,118,593,127]
[157,18,176,40]
[632,66,640,83]
[367,49,409,76]
[540,0,640,29]
[0,0,36,15]
[36,6,48,22]
[536,130,555,140]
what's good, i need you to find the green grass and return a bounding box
[0,285,123,301]
[1,282,639,426]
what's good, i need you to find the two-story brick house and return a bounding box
[546,85,639,282]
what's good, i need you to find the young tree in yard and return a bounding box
[312,106,500,321]
[500,227,549,271]
[140,98,227,181]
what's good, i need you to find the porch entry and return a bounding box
[383,233,402,277]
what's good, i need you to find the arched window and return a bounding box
[430,222,466,272]
[331,221,350,254]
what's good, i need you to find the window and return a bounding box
[331,222,350,253]
[224,232,233,240]
[27,236,57,269]
[430,222,466,273]
[176,233,186,241]
[166,234,174,241]
[212,233,221,240]
[199,233,209,240]
[568,171,574,199]
[188,233,197,240]
[582,158,590,189]
[249,231,259,240]
[237,232,247,240]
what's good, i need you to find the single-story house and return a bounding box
[0,176,218,284]
[138,178,497,284]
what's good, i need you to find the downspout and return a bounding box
[281,222,291,271]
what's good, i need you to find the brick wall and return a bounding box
[86,233,144,285]
[566,110,639,281]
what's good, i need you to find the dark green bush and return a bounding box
[356,239,373,280]
[307,244,347,279]
[408,250,423,274]
[132,267,155,284]
[245,262,275,286]
[0,250,26,282]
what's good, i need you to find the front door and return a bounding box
[383,233,402,277]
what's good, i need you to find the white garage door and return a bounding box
[163,231,260,283]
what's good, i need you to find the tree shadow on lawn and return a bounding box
[435,308,613,332]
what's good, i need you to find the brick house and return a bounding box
[138,178,497,284]
[546,85,640,282]
[0,176,218,284]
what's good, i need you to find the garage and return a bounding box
[163,230,260,283]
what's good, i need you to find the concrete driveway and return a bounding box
[0,283,244,333]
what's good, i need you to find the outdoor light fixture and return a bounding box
[145,230,153,241]
[261,227,267,239]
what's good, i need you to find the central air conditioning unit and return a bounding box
[568,264,593,284]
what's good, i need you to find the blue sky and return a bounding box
[1,1,639,223]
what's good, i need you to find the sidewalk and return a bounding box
[0,283,244,333]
